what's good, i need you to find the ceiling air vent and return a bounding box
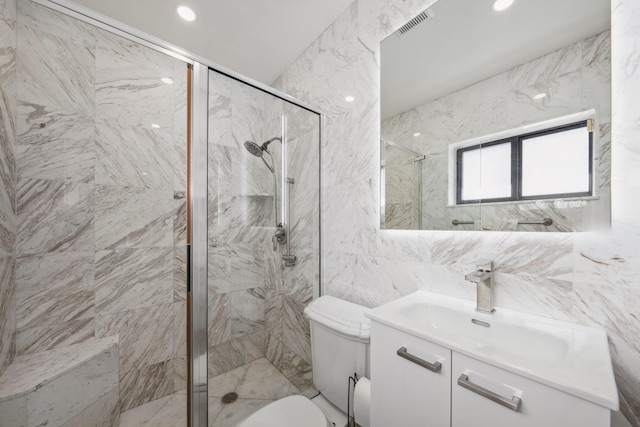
[396,10,432,36]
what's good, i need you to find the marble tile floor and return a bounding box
[119,358,305,427]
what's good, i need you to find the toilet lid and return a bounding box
[237,395,329,427]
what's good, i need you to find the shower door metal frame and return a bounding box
[189,62,209,427]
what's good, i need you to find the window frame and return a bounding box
[455,120,593,205]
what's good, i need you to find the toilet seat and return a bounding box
[236,395,330,427]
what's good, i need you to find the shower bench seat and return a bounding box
[0,336,120,427]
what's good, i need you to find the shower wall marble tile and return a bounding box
[207,68,320,392]
[9,0,188,413]
[273,0,640,420]
[0,0,17,377]
[0,256,15,376]
[381,32,611,232]
[96,303,174,410]
[172,301,187,391]
[207,69,270,376]
[15,252,95,353]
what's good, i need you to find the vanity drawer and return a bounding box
[370,321,451,427]
[451,352,610,427]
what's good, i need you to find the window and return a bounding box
[456,120,593,204]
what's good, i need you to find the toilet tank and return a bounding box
[304,296,371,414]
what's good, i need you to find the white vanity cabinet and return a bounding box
[370,322,451,427]
[370,320,613,427]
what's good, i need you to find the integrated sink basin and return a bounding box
[366,291,619,410]
[397,299,570,365]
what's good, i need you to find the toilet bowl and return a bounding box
[236,395,331,427]
[236,295,371,427]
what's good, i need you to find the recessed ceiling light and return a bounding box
[345,96,355,103]
[413,132,421,137]
[491,0,514,12]
[533,93,547,100]
[161,77,174,85]
[176,5,197,22]
[151,124,160,129]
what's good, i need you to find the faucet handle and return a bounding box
[474,259,494,272]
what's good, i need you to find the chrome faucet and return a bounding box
[465,260,495,314]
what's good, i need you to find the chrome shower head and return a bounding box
[244,141,264,157]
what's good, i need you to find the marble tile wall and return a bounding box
[0,0,17,377]
[272,0,640,421]
[207,69,320,394]
[10,0,188,413]
[382,32,611,232]
[207,69,270,378]
[273,104,319,394]
[0,337,120,426]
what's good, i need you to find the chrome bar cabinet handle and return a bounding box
[457,373,521,412]
[396,347,442,373]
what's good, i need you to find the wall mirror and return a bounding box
[380,0,611,231]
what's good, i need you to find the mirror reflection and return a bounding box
[380,0,611,231]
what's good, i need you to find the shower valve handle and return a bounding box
[273,227,286,251]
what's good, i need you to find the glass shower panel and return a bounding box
[205,69,320,424]
[4,1,189,425]
[383,141,423,230]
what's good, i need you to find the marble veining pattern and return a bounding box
[272,0,640,421]
[0,336,117,400]
[382,32,611,232]
[63,385,120,427]
[207,331,266,379]
[26,348,118,426]
[94,31,175,130]
[0,341,119,427]
[230,288,266,338]
[96,303,173,374]
[206,65,320,397]
[16,178,94,255]
[15,252,94,342]
[0,0,15,375]
[96,303,174,411]
[95,247,172,315]
[17,1,95,117]
[119,358,174,412]
[5,0,189,416]
[15,317,95,356]
[95,120,175,189]
[94,185,173,250]
[0,256,16,376]
[119,358,304,427]
[172,301,187,391]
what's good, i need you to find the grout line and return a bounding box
[126,393,174,426]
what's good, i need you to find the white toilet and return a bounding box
[237,295,371,427]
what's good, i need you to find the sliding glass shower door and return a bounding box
[189,65,321,426]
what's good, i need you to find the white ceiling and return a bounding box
[381,0,611,120]
[67,0,354,85]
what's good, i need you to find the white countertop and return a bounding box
[366,291,619,410]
